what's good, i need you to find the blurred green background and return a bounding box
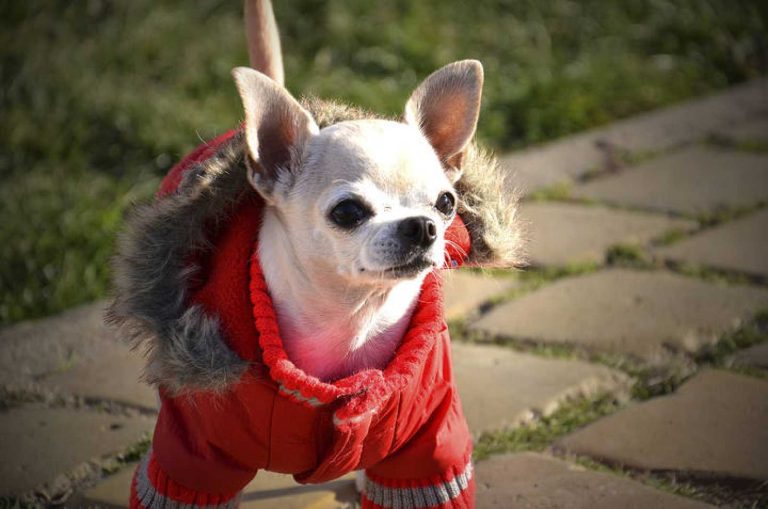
[1,0,766,324]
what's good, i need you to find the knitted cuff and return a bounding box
[129,451,241,509]
[361,460,475,509]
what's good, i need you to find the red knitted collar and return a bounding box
[248,243,446,426]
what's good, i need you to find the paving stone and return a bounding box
[0,300,122,383]
[731,342,768,370]
[470,269,768,362]
[42,350,157,410]
[443,271,519,320]
[520,202,696,267]
[571,147,768,216]
[0,300,156,410]
[654,208,768,278]
[718,117,768,144]
[475,452,714,509]
[240,471,356,509]
[556,370,768,482]
[503,78,768,194]
[82,463,356,509]
[0,407,153,495]
[452,343,630,433]
[80,463,137,508]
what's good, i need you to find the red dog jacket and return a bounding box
[120,130,476,509]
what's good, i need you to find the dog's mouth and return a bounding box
[382,256,434,279]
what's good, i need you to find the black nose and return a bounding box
[398,216,437,248]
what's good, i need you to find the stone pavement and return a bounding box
[1,79,767,508]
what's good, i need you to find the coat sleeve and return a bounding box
[129,390,261,509]
[129,449,245,509]
[361,385,475,509]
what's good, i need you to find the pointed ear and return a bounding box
[232,66,318,199]
[404,60,483,173]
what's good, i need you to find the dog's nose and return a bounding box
[398,216,437,248]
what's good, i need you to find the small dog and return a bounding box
[111,2,522,508]
[233,60,481,381]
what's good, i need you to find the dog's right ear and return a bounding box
[232,67,319,200]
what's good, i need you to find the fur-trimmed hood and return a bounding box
[108,99,523,393]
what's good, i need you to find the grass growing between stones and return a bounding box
[707,133,768,154]
[473,394,622,461]
[696,309,768,366]
[527,182,573,202]
[101,435,152,476]
[654,227,693,247]
[604,243,653,268]
[664,260,759,287]
[0,498,33,509]
[567,452,768,508]
[692,201,767,229]
[563,454,756,508]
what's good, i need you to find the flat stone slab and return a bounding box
[0,407,153,495]
[470,269,768,362]
[572,147,768,216]
[0,300,156,410]
[443,271,519,320]
[42,350,157,410]
[718,117,768,144]
[556,370,768,482]
[730,342,768,370]
[452,343,630,433]
[475,452,713,509]
[0,301,118,382]
[520,202,695,267]
[654,208,768,278]
[82,463,355,509]
[503,78,767,194]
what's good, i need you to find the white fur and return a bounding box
[259,121,452,381]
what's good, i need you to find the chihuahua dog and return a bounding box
[113,2,522,507]
[232,61,481,381]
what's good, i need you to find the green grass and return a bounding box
[2,0,767,324]
[604,243,651,267]
[473,394,622,460]
[101,435,152,476]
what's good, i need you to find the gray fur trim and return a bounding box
[455,143,526,268]
[107,132,251,394]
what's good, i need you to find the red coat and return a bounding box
[128,131,476,509]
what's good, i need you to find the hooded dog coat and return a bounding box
[110,101,523,509]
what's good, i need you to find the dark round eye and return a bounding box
[435,192,456,216]
[329,199,371,228]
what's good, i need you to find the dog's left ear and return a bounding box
[405,60,483,182]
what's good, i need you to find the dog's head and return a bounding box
[233,60,483,285]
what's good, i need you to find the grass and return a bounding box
[101,435,152,476]
[2,0,767,324]
[695,310,768,366]
[528,181,573,202]
[473,394,622,461]
[604,243,651,267]
[708,133,768,154]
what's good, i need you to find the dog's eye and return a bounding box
[330,199,371,229]
[435,192,456,216]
